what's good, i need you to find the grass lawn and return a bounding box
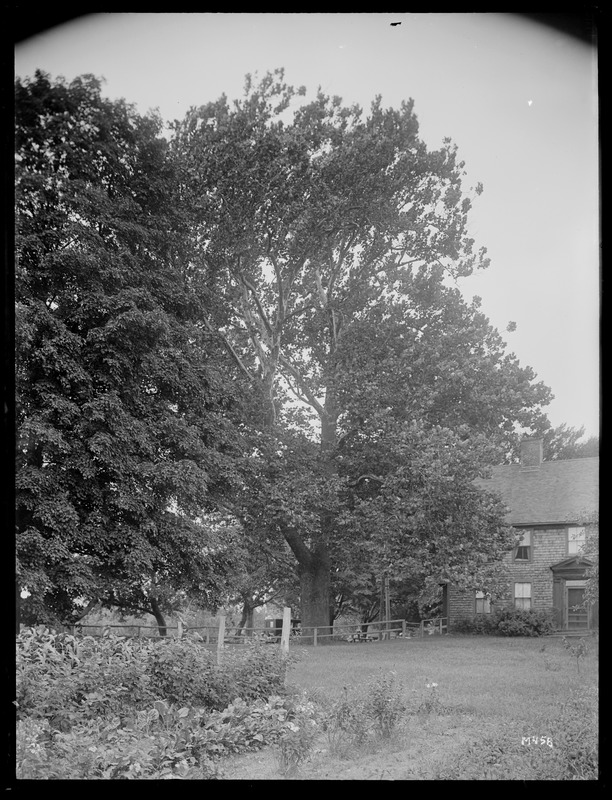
[288,634,597,721]
[223,633,599,780]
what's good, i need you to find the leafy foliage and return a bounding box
[172,69,553,628]
[16,696,313,780]
[14,627,316,780]
[16,626,295,730]
[16,67,560,632]
[581,512,599,607]
[15,72,247,626]
[541,423,599,461]
[451,608,556,636]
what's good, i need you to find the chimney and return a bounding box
[520,437,543,468]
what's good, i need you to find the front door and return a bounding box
[565,581,589,629]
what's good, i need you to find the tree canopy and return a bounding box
[15,72,247,627]
[16,69,568,633]
[170,69,554,632]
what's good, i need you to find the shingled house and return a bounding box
[446,437,599,632]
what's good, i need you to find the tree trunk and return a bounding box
[298,545,332,644]
[235,598,255,637]
[150,597,167,637]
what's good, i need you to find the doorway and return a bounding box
[565,580,589,629]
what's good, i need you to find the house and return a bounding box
[446,437,599,632]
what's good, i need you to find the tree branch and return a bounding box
[201,316,254,382]
[284,527,314,567]
[278,353,326,419]
[241,275,274,339]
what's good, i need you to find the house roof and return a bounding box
[475,456,599,526]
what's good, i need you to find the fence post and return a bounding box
[177,618,183,639]
[313,626,318,647]
[205,628,210,645]
[281,606,291,654]
[420,621,424,638]
[439,618,443,635]
[217,616,226,665]
[402,620,406,638]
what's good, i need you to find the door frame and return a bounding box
[564,579,589,629]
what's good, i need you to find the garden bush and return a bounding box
[451,608,555,637]
[16,626,154,729]
[145,638,295,710]
[16,694,318,779]
[493,608,556,637]
[16,627,295,728]
[15,626,305,780]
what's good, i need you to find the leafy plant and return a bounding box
[453,608,555,637]
[275,712,319,778]
[363,671,406,739]
[416,681,444,717]
[324,687,371,757]
[323,671,407,758]
[561,636,589,674]
[16,626,294,734]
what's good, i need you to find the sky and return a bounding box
[14,12,600,437]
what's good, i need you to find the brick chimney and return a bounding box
[520,437,543,468]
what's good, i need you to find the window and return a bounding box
[514,530,532,561]
[568,526,586,555]
[475,591,491,614]
[514,582,532,610]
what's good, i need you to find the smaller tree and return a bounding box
[542,423,599,461]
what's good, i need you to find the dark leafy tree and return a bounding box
[172,70,553,635]
[15,71,245,630]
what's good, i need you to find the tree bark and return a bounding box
[298,545,332,644]
[150,597,167,637]
[296,384,338,643]
[235,597,255,637]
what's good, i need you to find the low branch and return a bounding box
[284,527,314,567]
[201,316,254,382]
[278,353,326,419]
[241,276,274,339]
[283,300,316,323]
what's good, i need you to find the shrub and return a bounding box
[323,671,407,757]
[16,627,157,729]
[16,695,317,780]
[451,609,555,637]
[493,608,556,637]
[363,671,405,739]
[146,639,295,710]
[324,687,371,756]
[16,626,295,727]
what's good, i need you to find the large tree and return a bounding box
[172,70,553,635]
[15,72,245,629]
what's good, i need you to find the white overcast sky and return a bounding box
[14,12,600,437]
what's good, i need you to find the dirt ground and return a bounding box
[218,713,485,780]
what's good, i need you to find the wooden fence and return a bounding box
[65,615,448,646]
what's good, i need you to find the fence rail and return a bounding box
[65,616,448,645]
